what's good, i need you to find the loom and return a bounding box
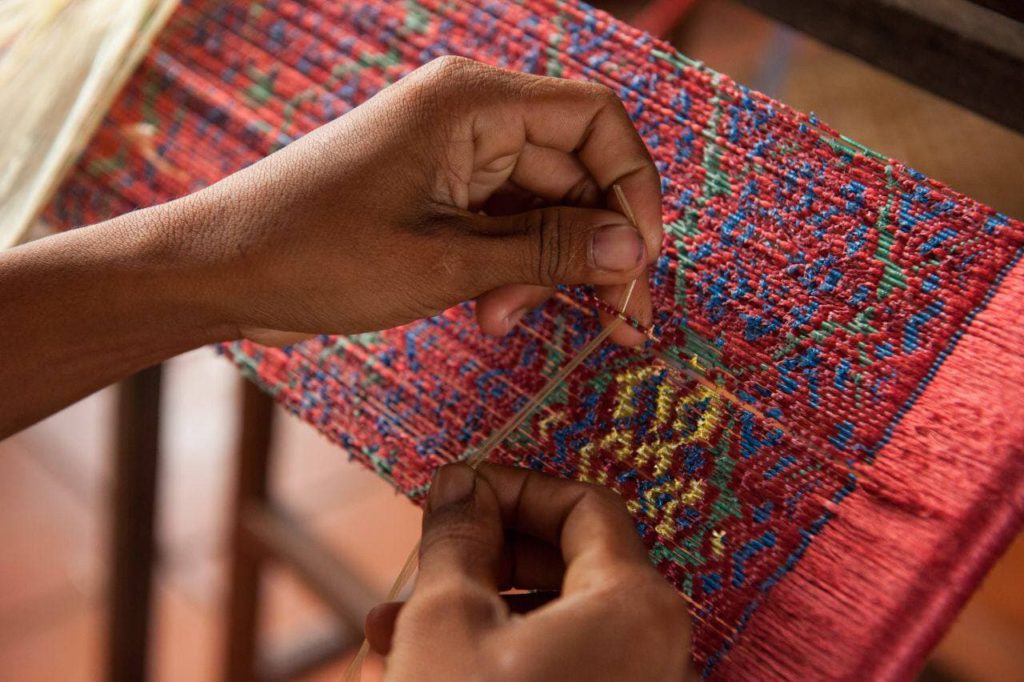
[43,0,1024,679]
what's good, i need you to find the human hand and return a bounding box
[182,56,661,346]
[364,463,694,681]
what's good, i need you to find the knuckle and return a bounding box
[517,71,554,100]
[405,56,480,113]
[422,515,489,553]
[414,581,482,612]
[640,580,691,635]
[597,575,689,655]
[584,80,620,107]
[407,581,505,630]
[534,207,567,285]
[563,174,599,207]
[485,643,536,682]
[422,55,478,83]
[582,480,630,511]
[592,480,626,502]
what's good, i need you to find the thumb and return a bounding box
[393,464,506,649]
[465,206,647,290]
[417,463,505,593]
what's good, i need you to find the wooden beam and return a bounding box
[224,380,275,682]
[108,364,163,682]
[259,622,362,682]
[735,0,1024,133]
[969,0,1024,23]
[240,503,382,635]
[224,381,382,680]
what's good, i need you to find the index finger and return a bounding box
[474,73,663,259]
[474,463,652,590]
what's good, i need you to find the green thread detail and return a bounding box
[874,165,908,299]
[141,75,162,125]
[404,0,431,32]
[349,331,385,347]
[85,147,127,178]
[546,14,566,77]
[244,66,278,107]
[700,75,730,200]
[706,414,742,525]
[650,542,704,568]
[278,90,318,145]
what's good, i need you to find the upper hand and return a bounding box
[183,56,662,346]
[365,463,694,681]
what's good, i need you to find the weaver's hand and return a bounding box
[188,56,662,346]
[0,57,660,435]
[364,464,694,681]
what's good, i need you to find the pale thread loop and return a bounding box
[342,544,420,682]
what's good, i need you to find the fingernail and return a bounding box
[592,225,645,272]
[503,307,528,334]
[429,464,476,509]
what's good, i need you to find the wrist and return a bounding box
[95,194,241,347]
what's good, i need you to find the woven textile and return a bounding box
[51,1,1024,679]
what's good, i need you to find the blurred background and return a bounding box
[1,1,1021,680]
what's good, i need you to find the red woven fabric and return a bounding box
[50,1,1024,679]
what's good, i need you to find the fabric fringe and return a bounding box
[0,0,179,249]
[719,263,1024,680]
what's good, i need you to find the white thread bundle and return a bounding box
[0,0,179,249]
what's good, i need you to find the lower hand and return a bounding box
[364,464,694,680]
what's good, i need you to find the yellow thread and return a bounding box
[636,479,706,541]
[673,385,721,444]
[612,390,635,420]
[656,517,676,539]
[538,410,562,439]
[611,366,660,420]
[591,364,722,545]
[681,479,705,505]
[596,367,722,499]
[655,374,674,428]
[577,442,598,483]
[650,479,685,536]
[635,442,656,468]
[591,430,630,463]
[342,539,420,682]
[578,442,613,487]
[710,529,727,558]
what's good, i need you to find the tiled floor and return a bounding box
[2,2,1023,681]
[0,346,418,681]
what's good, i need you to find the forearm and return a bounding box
[0,58,663,437]
[0,197,233,436]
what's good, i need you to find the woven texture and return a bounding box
[50,1,1024,679]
